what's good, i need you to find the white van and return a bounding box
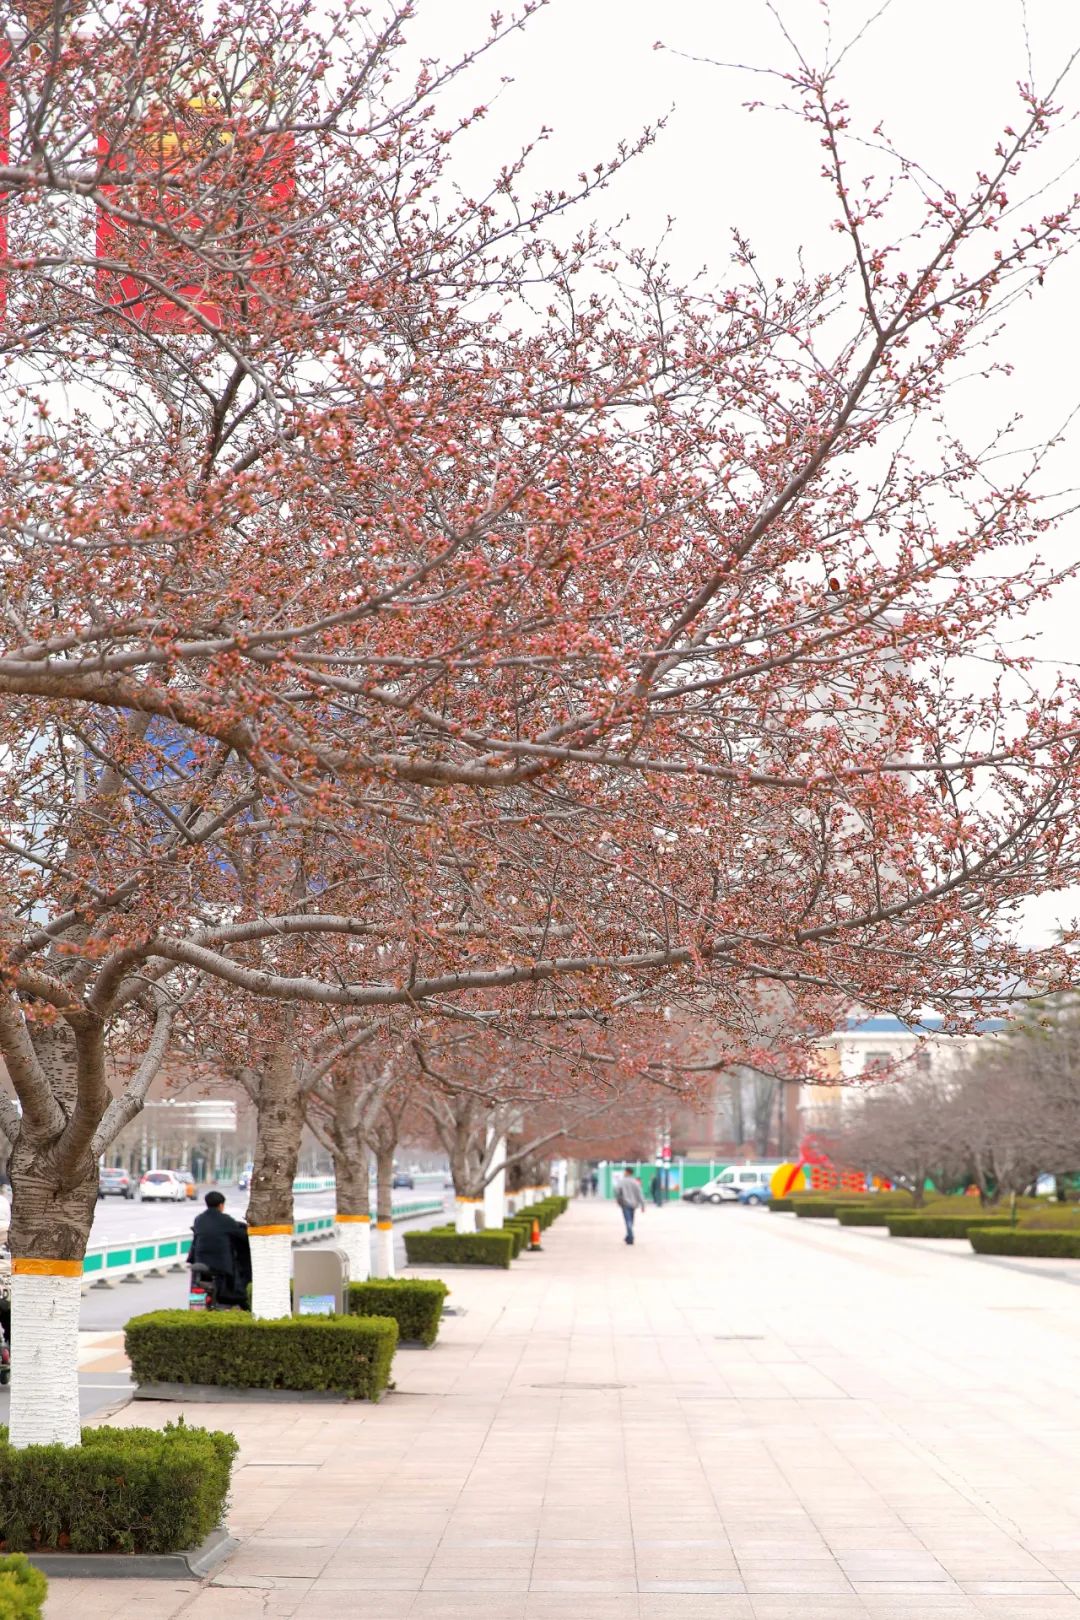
[687,1163,780,1206]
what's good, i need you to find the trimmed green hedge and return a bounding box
[404,1228,515,1268]
[0,1555,46,1618]
[0,1421,236,1555]
[886,1213,1014,1240]
[769,1198,795,1212]
[347,1279,448,1347]
[125,1310,397,1400]
[793,1201,850,1219]
[503,1221,529,1256]
[970,1227,1080,1258]
[835,1204,905,1225]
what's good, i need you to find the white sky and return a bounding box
[404,0,1080,945]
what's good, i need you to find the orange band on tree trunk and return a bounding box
[248,1224,293,1236]
[376,1220,393,1230]
[12,1257,84,1277]
[457,1196,484,1203]
[336,1213,371,1223]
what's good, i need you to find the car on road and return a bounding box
[685,1164,778,1206]
[97,1166,135,1200]
[392,1170,414,1189]
[139,1170,188,1202]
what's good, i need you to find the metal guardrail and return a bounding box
[82,1198,445,1287]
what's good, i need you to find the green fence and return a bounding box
[596,1162,734,1200]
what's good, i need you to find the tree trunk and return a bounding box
[7,1024,99,1448]
[373,1143,395,1278]
[332,1139,371,1282]
[247,1041,302,1319]
[482,1132,505,1230]
[451,1143,481,1232]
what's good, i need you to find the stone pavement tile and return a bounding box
[749,1600,873,1619]
[294,1591,415,1617]
[742,1571,856,1593]
[638,1602,754,1620]
[962,1585,1073,1597]
[181,1591,305,1618]
[971,1604,1080,1619]
[44,1580,199,1618]
[408,1600,527,1620]
[525,1598,640,1620]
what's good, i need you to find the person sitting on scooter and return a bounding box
[189,1190,247,1307]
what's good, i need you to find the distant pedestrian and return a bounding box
[590,1171,599,1197]
[615,1167,645,1244]
[651,1173,664,1208]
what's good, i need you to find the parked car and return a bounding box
[97,1166,134,1200]
[139,1170,187,1202]
[685,1164,778,1206]
[392,1170,414,1189]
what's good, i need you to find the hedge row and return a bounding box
[0,1556,46,1618]
[835,1205,903,1226]
[346,1279,448,1347]
[885,1213,1015,1240]
[404,1228,516,1268]
[125,1310,398,1399]
[0,1421,236,1555]
[969,1227,1080,1258]
[403,1194,568,1270]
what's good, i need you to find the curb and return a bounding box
[27,1526,237,1580]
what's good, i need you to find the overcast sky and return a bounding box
[404,0,1080,944]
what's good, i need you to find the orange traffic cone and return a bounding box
[528,1218,543,1252]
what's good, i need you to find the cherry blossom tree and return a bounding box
[5,0,1080,1444]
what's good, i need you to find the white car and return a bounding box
[139,1170,187,1202]
[688,1164,779,1206]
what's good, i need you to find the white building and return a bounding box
[800,1013,1006,1132]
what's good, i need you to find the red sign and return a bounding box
[95,104,293,331]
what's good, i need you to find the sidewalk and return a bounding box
[45,1199,1080,1619]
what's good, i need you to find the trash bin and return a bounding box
[293,1246,350,1316]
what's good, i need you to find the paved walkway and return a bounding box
[45,1200,1080,1619]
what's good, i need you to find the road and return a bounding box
[84,1178,447,1245]
[0,1185,452,1424]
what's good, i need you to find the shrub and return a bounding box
[835,1205,902,1225]
[0,1421,237,1555]
[1016,1205,1080,1231]
[886,1214,1014,1240]
[125,1310,397,1400]
[502,1221,529,1256]
[769,1198,795,1212]
[970,1227,1080,1258]
[346,1279,448,1347]
[792,1201,849,1219]
[404,1228,515,1268]
[0,1555,46,1618]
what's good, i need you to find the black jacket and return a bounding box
[190,1207,247,1275]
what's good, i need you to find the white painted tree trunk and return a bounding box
[335,1216,371,1282]
[373,1220,395,1278]
[9,1269,82,1448]
[454,1197,479,1234]
[483,1135,506,1230]
[249,1230,293,1319]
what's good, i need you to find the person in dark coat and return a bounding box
[189,1190,248,1306]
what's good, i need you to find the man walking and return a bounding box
[615,1166,645,1245]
